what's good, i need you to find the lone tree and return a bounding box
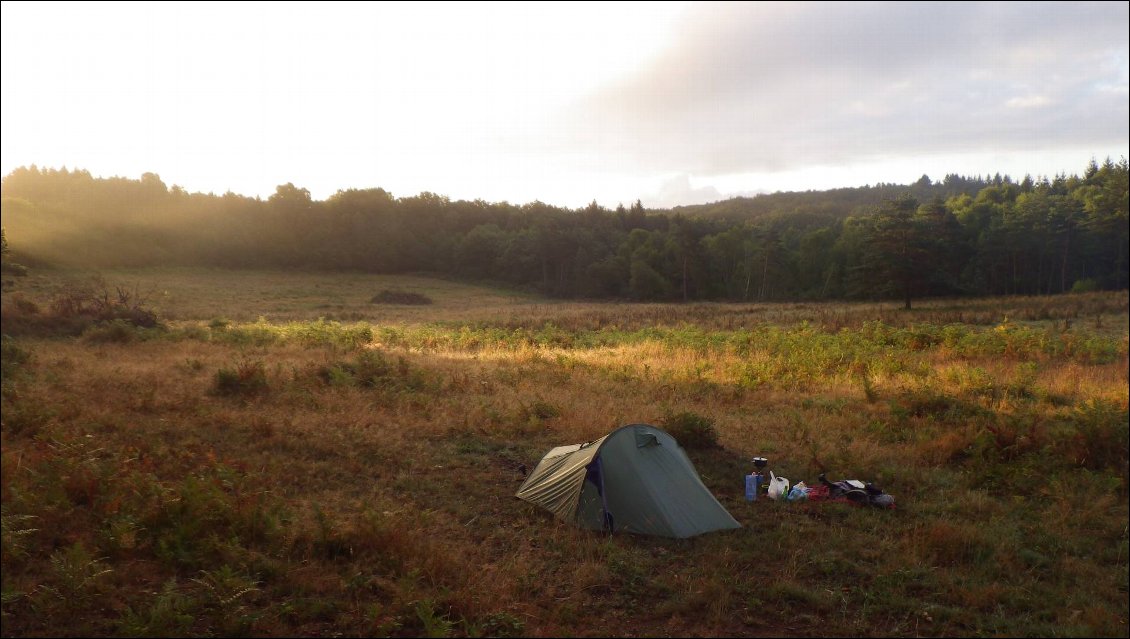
[862,195,929,309]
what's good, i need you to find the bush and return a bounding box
[1,334,31,379]
[1070,278,1099,293]
[213,360,269,397]
[81,319,141,344]
[371,289,433,305]
[314,350,432,392]
[661,410,720,449]
[52,276,159,327]
[1066,399,1129,473]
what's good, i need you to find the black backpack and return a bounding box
[818,473,894,508]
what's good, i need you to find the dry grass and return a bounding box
[1,269,1127,637]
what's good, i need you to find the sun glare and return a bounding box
[0,2,685,204]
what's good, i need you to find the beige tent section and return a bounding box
[516,424,741,538]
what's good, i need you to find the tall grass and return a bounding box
[1,273,1127,637]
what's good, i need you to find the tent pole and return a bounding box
[596,456,613,534]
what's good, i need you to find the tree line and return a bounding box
[1,159,1126,305]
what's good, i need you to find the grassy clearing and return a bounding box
[1,270,1127,637]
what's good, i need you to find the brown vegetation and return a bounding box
[1,270,1127,637]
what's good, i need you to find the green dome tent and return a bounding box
[516,424,741,538]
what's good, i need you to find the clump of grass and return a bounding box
[525,398,560,421]
[889,389,988,423]
[1,334,31,378]
[81,319,142,344]
[1,512,39,563]
[314,349,433,392]
[371,289,433,305]
[661,410,720,449]
[1066,399,1129,473]
[860,370,878,403]
[117,579,197,637]
[212,360,269,397]
[35,542,113,607]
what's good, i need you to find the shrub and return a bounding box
[314,350,432,392]
[661,410,720,449]
[1070,278,1099,293]
[212,360,269,397]
[81,319,141,344]
[1066,399,1129,473]
[889,389,988,422]
[50,276,159,328]
[527,399,561,420]
[1,334,31,378]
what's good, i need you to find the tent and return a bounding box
[515,423,741,538]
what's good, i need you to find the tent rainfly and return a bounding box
[515,424,741,538]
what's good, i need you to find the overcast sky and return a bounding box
[2,1,1126,209]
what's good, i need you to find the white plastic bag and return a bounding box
[767,471,790,500]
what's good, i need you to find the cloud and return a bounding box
[557,1,1130,177]
[645,174,724,208]
[1006,95,1051,109]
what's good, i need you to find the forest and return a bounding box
[2,158,1127,306]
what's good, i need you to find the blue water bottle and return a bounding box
[744,472,762,501]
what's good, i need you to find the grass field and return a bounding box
[2,268,1128,637]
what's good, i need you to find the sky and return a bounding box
[1,1,1127,209]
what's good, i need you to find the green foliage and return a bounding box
[413,599,454,638]
[888,389,989,423]
[117,579,196,637]
[213,360,269,397]
[526,398,560,421]
[38,543,112,604]
[192,565,261,636]
[314,349,433,392]
[81,318,143,344]
[1071,278,1099,293]
[6,159,1123,301]
[661,410,720,449]
[1068,399,1129,472]
[0,512,38,563]
[1,334,31,379]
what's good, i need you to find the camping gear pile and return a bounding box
[808,473,896,508]
[763,471,895,509]
[748,457,896,509]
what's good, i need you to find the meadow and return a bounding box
[1,268,1127,637]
